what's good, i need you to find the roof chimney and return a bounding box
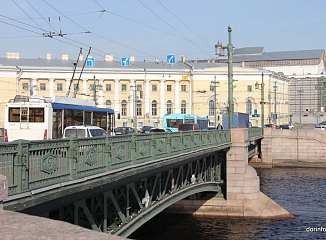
[130,56,135,62]
[105,55,113,61]
[79,55,83,61]
[6,52,20,59]
[46,53,51,60]
[61,54,69,60]
[181,56,185,63]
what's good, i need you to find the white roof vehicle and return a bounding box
[63,125,108,138]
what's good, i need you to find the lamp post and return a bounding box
[215,25,234,129]
[210,77,220,127]
[255,72,265,128]
[273,82,277,126]
[297,87,303,124]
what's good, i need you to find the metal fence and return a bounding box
[0,130,237,197]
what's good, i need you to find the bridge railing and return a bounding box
[0,130,232,197]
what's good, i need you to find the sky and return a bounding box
[1,0,326,63]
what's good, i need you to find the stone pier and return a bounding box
[165,128,294,218]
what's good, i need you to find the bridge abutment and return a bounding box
[166,128,293,218]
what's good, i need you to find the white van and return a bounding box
[63,125,108,138]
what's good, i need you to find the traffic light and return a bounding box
[252,109,260,117]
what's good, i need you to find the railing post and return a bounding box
[68,138,78,180]
[104,135,112,171]
[15,140,29,193]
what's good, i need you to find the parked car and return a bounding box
[314,125,326,130]
[140,126,154,134]
[63,125,108,138]
[208,127,217,130]
[277,124,293,129]
[149,127,172,133]
[178,123,200,131]
[264,124,273,128]
[319,121,326,126]
[114,127,136,135]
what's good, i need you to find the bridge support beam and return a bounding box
[166,129,294,218]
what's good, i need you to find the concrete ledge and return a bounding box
[165,192,294,219]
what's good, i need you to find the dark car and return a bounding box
[140,126,154,134]
[148,128,172,133]
[264,124,273,128]
[114,127,136,135]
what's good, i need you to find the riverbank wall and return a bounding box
[252,128,326,168]
[165,129,293,218]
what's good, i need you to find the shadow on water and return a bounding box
[130,168,326,240]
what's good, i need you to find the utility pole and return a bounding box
[297,88,303,124]
[273,82,278,125]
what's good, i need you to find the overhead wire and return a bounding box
[42,0,158,59]
[137,0,213,59]
[156,0,212,48]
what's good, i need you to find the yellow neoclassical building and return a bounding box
[0,53,289,132]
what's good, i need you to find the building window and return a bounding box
[121,100,127,116]
[121,84,127,92]
[74,84,79,91]
[152,84,157,92]
[57,83,63,91]
[167,100,172,114]
[106,100,111,108]
[106,84,111,91]
[152,100,157,116]
[246,100,252,115]
[137,85,142,91]
[167,85,172,92]
[247,85,252,92]
[209,100,215,116]
[40,83,46,91]
[181,100,186,114]
[181,85,187,92]
[137,100,142,116]
[22,83,28,91]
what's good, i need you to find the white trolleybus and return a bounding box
[4,95,115,142]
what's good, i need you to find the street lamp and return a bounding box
[255,72,265,128]
[210,77,220,127]
[273,82,278,127]
[297,87,303,124]
[215,25,234,129]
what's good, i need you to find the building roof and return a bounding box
[233,47,264,56]
[233,48,325,62]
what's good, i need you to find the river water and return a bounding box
[130,168,326,240]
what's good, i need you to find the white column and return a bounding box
[130,79,135,118]
[32,78,37,96]
[49,78,54,99]
[82,79,88,99]
[98,79,104,107]
[65,79,71,97]
[114,79,120,113]
[175,79,180,114]
[160,79,165,117]
[145,79,150,117]
[189,76,193,114]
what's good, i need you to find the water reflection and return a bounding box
[130,168,326,240]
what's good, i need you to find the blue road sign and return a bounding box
[86,58,95,67]
[272,119,275,122]
[167,54,175,64]
[121,57,130,66]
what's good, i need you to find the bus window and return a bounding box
[29,108,44,122]
[167,119,183,128]
[9,108,44,122]
[9,108,20,122]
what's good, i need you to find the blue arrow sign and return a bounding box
[86,58,95,67]
[121,57,130,66]
[167,54,175,64]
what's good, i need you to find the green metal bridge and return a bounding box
[0,128,262,237]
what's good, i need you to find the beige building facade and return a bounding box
[0,53,289,132]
